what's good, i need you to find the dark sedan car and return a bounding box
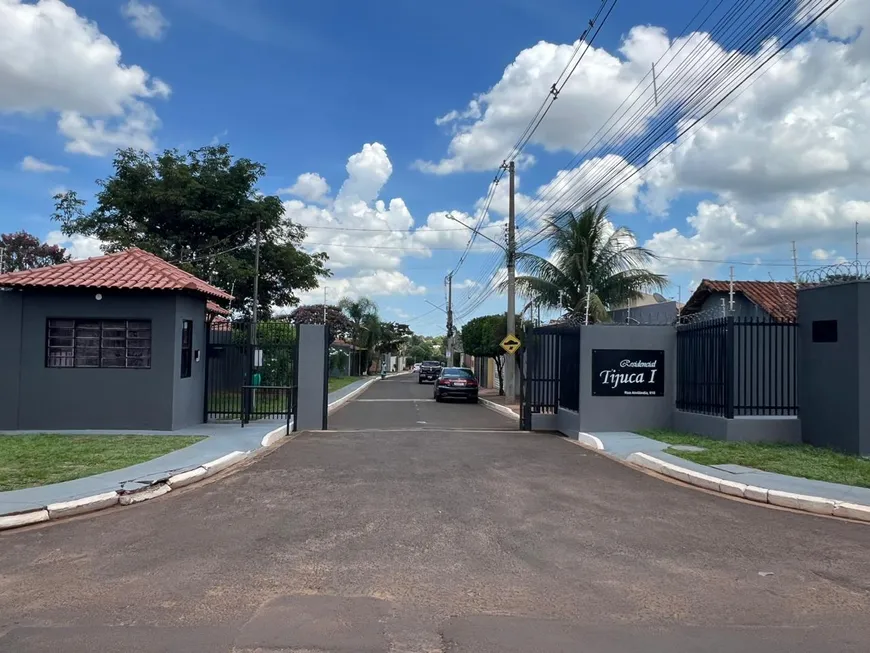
[433,367,479,403]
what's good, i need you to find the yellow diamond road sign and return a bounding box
[500,334,521,355]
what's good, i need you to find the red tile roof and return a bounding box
[0,247,234,301]
[206,301,230,315]
[682,279,797,322]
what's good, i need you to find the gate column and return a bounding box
[295,324,329,431]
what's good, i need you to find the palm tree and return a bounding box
[514,205,667,323]
[338,297,378,375]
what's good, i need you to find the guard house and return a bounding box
[0,248,232,431]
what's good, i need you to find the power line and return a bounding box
[515,0,841,252]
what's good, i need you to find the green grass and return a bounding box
[639,429,870,489]
[0,434,205,492]
[328,376,363,393]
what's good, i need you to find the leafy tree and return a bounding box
[461,314,509,395]
[0,231,69,272]
[378,321,411,354]
[338,297,379,374]
[50,144,328,316]
[512,204,667,323]
[287,304,352,342]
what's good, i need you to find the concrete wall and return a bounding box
[610,300,680,325]
[12,289,178,430]
[798,282,867,455]
[0,289,210,432]
[576,326,676,433]
[696,291,773,320]
[0,291,23,427]
[172,294,207,429]
[296,324,328,431]
[673,411,801,443]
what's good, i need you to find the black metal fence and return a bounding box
[676,317,798,417]
[204,319,299,424]
[521,324,582,429]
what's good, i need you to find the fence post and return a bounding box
[725,317,735,419]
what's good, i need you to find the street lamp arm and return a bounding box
[447,213,506,251]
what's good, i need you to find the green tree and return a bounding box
[461,314,509,395]
[288,304,352,342]
[50,145,328,316]
[513,204,667,323]
[0,231,69,272]
[338,297,378,375]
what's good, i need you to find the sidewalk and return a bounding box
[579,431,870,518]
[0,377,376,517]
[479,389,520,413]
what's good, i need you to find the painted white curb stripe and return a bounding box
[167,466,208,488]
[627,451,870,523]
[119,483,171,506]
[47,491,119,519]
[576,432,605,451]
[328,378,379,415]
[202,451,248,476]
[260,424,290,447]
[0,509,49,531]
[479,398,520,420]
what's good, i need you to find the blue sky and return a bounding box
[2,0,869,336]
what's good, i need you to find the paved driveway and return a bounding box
[1,375,869,652]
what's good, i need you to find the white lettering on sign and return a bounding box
[619,359,657,369]
[599,363,658,389]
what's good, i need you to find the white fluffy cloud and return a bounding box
[45,231,104,259]
[640,2,870,271]
[19,155,67,173]
[279,172,330,204]
[121,1,169,40]
[0,0,170,155]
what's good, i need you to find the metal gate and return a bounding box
[204,319,299,427]
[521,324,581,430]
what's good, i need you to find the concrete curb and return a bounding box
[626,452,870,524]
[479,397,520,421]
[0,448,256,532]
[576,432,605,451]
[327,377,379,415]
[260,424,291,447]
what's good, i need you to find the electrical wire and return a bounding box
[515,0,841,252]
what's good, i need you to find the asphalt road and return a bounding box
[1,374,869,652]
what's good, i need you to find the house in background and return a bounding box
[0,248,232,432]
[609,292,684,324]
[680,280,797,322]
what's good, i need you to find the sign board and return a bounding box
[500,334,521,355]
[592,349,664,397]
[254,348,264,368]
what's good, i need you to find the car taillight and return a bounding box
[467,380,478,387]
[438,378,450,386]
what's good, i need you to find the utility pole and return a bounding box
[584,285,592,325]
[252,214,261,344]
[445,273,454,365]
[505,160,517,400]
[856,221,860,264]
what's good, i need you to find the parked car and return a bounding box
[418,360,442,384]
[433,367,479,403]
[412,362,421,373]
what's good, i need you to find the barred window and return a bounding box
[46,319,152,369]
[180,319,193,378]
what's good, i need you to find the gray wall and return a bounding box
[673,411,801,443]
[0,291,23,427]
[576,326,676,433]
[296,324,328,431]
[610,300,680,325]
[798,282,867,455]
[0,289,209,432]
[696,291,773,320]
[172,294,207,429]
